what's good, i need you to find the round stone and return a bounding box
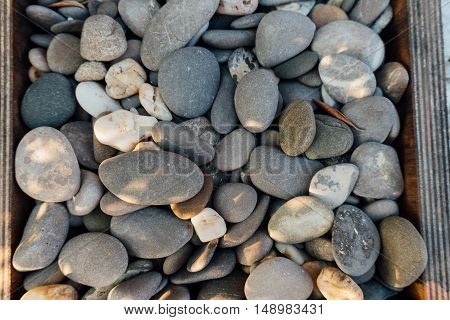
[67,170,104,216]
[268,196,334,243]
[279,101,316,156]
[235,230,273,266]
[118,0,160,37]
[235,69,279,133]
[179,117,220,146]
[245,257,313,300]
[317,267,364,300]
[375,62,410,103]
[248,146,324,200]
[13,203,69,272]
[61,121,98,170]
[305,114,354,160]
[26,5,65,31]
[30,33,53,48]
[214,128,256,172]
[141,0,219,71]
[319,54,376,104]
[309,4,348,28]
[58,233,128,288]
[211,69,238,134]
[111,207,193,259]
[341,96,396,145]
[197,269,246,300]
[99,150,204,206]
[15,127,80,202]
[255,10,316,67]
[80,14,127,61]
[228,47,259,83]
[163,243,193,275]
[100,191,147,217]
[305,237,334,262]
[377,216,428,289]
[105,58,146,99]
[351,142,404,199]
[202,30,256,49]
[363,200,399,222]
[21,73,76,128]
[108,272,162,300]
[214,183,257,223]
[217,0,258,15]
[75,81,122,117]
[332,205,380,276]
[75,61,107,82]
[159,47,220,118]
[311,20,385,71]
[274,51,318,79]
[21,285,78,300]
[349,0,390,25]
[231,13,265,29]
[47,34,84,75]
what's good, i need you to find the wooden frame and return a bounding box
[1,0,449,299]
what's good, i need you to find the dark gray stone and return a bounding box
[278,80,321,106]
[213,183,257,223]
[210,49,233,64]
[231,13,265,29]
[274,51,318,79]
[118,0,160,37]
[214,128,256,172]
[30,33,53,48]
[58,7,89,20]
[298,68,322,87]
[360,280,398,300]
[197,269,246,300]
[50,20,84,35]
[363,200,399,222]
[186,239,218,272]
[202,30,256,49]
[163,243,193,275]
[211,69,238,134]
[82,208,112,232]
[26,5,65,31]
[61,121,98,170]
[108,272,162,300]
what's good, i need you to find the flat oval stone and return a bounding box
[153,284,191,300]
[350,0,390,25]
[213,183,257,223]
[105,58,146,99]
[21,284,77,300]
[351,142,404,199]
[75,61,107,82]
[274,51,318,79]
[228,47,259,83]
[305,114,354,160]
[197,269,246,300]
[61,121,98,170]
[235,69,279,133]
[311,20,384,71]
[245,257,313,300]
[375,62,410,103]
[279,101,316,156]
[255,10,316,67]
[100,191,147,217]
[309,164,359,209]
[118,0,160,37]
[23,261,65,291]
[317,267,364,300]
[99,150,204,205]
[363,199,399,222]
[231,13,265,29]
[26,5,65,31]
[141,0,219,70]
[67,170,104,216]
[211,69,238,134]
[13,203,69,272]
[47,34,84,75]
[220,195,270,248]
[76,81,122,117]
[202,30,256,49]
[377,216,428,288]
[80,14,127,61]
[82,208,112,232]
[235,230,273,266]
[159,47,220,118]
[51,19,84,35]
[332,205,380,276]
[248,146,324,200]
[319,54,376,104]
[305,237,334,262]
[15,127,80,202]
[268,196,334,243]
[278,80,321,106]
[187,239,218,272]
[217,0,258,15]
[310,4,348,28]
[179,117,220,146]
[30,33,53,48]
[29,47,49,72]
[111,207,193,259]
[214,128,256,171]
[108,272,162,300]
[58,233,128,288]
[170,250,236,284]
[341,96,396,145]
[152,121,215,166]
[163,243,193,275]
[21,73,76,129]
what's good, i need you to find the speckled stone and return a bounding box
[211,69,238,134]
[108,272,162,300]
[214,128,256,172]
[163,243,193,275]
[332,205,380,276]
[268,196,334,243]
[278,81,321,106]
[118,0,160,37]
[228,47,259,83]
[13,203,69,272]
[47,34,84,75]
[15,127,80,202]
[197,269,246,300]
[141,0,219,70]
[274,51,318,79]
[363,200,399,222]
[375,62,410,103]
[279,101,316,156]
[231,13,265,29]
[248,146,324,200]
[351,142,404,199]
[158,47,220,118]
[349,0,390,25]
[67,170,103,216]
[26,5,65,31]
[99,150,204,205]
[235,230,273,266]
[317,267,364,300]
[75,62,107,82]
[187,239,219,272]
[21,284,78,300]
[377,216,428,289]
[170,250,236,284]
[245,257,313,300]
[111,207,193,259]
[61,121,98,170]
[80,14,127,61]
[235,69,278,133]
[255,10,316,67]
[305,114,354,160]
[202,30,256,49]
[213,183,257,223]
[217,0,258,15]
[310,4,348,28]
[21,73,76,129]
[58,233,128,288]
[319,54,376,104]
[311,20,384,71]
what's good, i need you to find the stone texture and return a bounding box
[278,80,321,106]
[75,61,107,82]
[214,128,256,172]
[139,83,173,121]
[61,121,98,170]
[197,269,247,300]
[228,47,259,83]
[187,239,219,272]
[202,30,256,49]
[153,284,191,300]
[82,208,112,232]
[302,261,328,299]
[231,13,265,29]
[363,200,399,222]
[191,208,227,242]
[274,50,318,79]
[29,47,49,72]
[211,69,238,134]
[76,81,122,117]
[163,243,193,275]
[305,237,334,262]
[213,183,257,223]
[217,0,258,15]
[108,272,162,300]
[23,261,65,291]
[26,5,65,31]
[100,192,147,217]
[310,4,348,28]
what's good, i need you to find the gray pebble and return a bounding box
[202,30,256,49]
[110,207,193,259]
[211,69,238,134]
[13,203,69,272]
[214,128,256,172]
[82,208,112,232]
[231,13,265,29]
[214,183,257,223]
[58,6,89,20]
[97,0,118,17]
[309,4,348,28]
[118,0,159,37]
[274,51,318,79]
[180,117,220,146]
[363,200,399,222]
[187,239,218,272]
[351,264,376,284]
[371,5,393,34]
[235,230,273,266]
[305,237,334,262]
[255,10,316,67]
[259,0,294,5]
[100,191,147,217]
[120,94,141,110]
[349,0,390,25]
[108,272,162,300]
[148,70,158,86]
[30,34,53,48]
[163,243,193,275]
[159,47,220,118]
[210,49,233,64]
[26,5,65,30]
[248,146,323,200]
[187,22,209,47]
[23,261,65,291]
[58,232,128,288]
[50,20,84,35]
[67,170,104,216]
[278,80,321,106]
[61,121,98,170]
[298,68,322,87]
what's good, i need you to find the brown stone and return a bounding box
[21,284,78,300]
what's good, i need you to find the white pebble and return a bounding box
[76,81,122,117]
[275,242,309,265]
[139,83,173,121]
[191,208,227,243]
[105,58,147,99]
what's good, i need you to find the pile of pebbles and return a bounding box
[15,0,426,300]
